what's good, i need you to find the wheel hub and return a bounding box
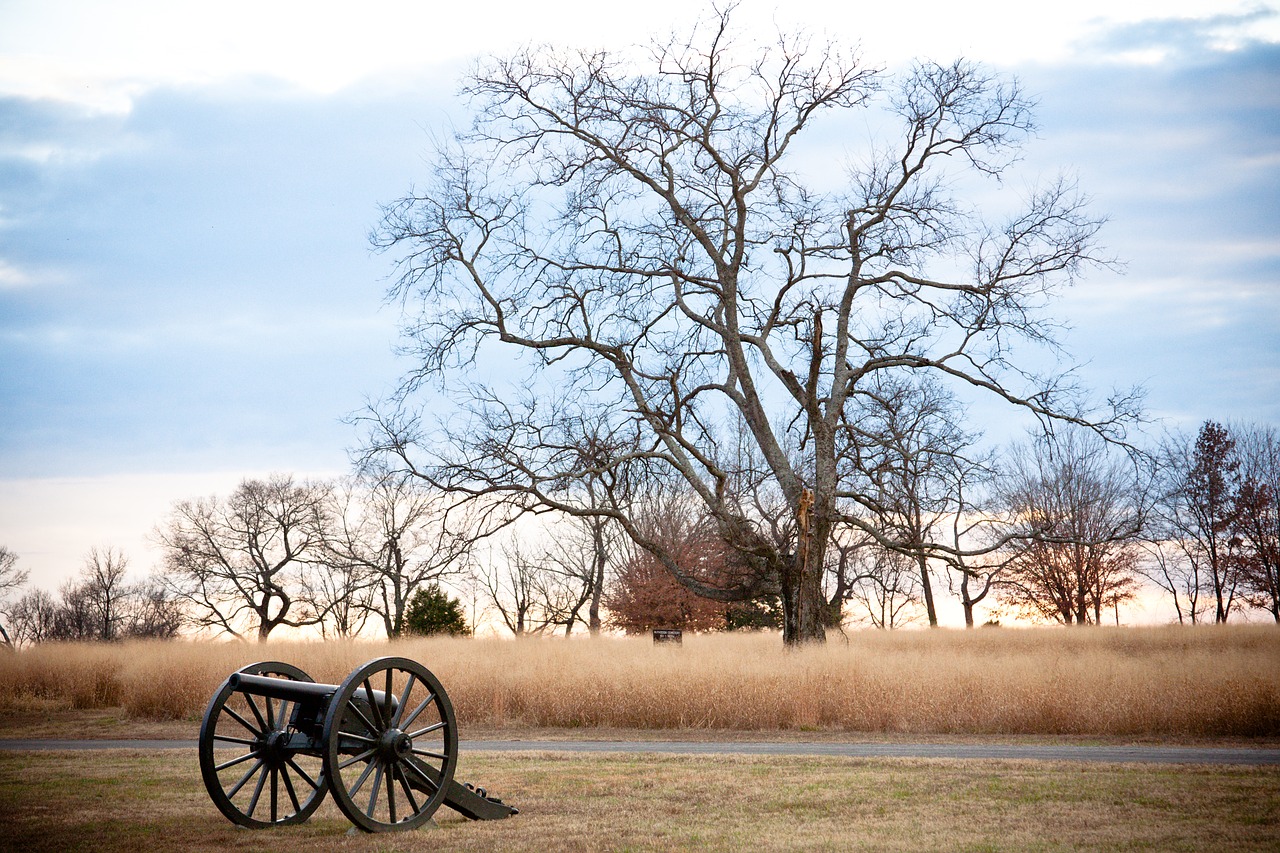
[378,729,413,761]
[264,729,292,762]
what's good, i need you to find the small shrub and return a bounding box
[403,584,470,637]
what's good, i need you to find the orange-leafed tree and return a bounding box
[604,551,728,634]
[1233,423,1280,621]
[604,499,766,633]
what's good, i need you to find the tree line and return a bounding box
[0,546,181,646]
[1,417,1275,647]
[0,458,475,645]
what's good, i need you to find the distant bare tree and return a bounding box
[322,466,471,638]
[1147,422,1244,623]
[300,554,374,639]
[846,548,924,629]
[1139,535,1207,625]
[370,8,1136,645]
[51,577,95,640]
[79,546,132,641]
[822,530,865,625]
[537,519,610,636]
[124,579,184,639]
[479,540,560,637]
[0,546,28,649]
[156,475,331,641]
[851,376,989,626]
[939,468,1009,628]
[8,588,58,645]
[998,432,1143,625]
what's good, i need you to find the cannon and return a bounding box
[199,656,517,832]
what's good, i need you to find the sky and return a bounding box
[1,0,1278,619]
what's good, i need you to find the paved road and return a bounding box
[2,738,1277,765]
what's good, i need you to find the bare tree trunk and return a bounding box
[589,520,606,637]
[961,571,976,628]
[917,552,938,627]
[782,550,827,644]
[784,497,829,645]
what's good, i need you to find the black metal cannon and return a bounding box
[199,656,517,832]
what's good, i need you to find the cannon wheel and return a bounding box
[199,661,329,828]
[321,656,458,832]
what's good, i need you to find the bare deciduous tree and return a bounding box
[846,548,924,629]
[536,518,614,636]
[125,579,184,639]
[479,540,562,637]
[299,551,374,639]
[998,432,1143,625]
[8,588,57,645]
[155,474,331,641]
[1146,422,1244,624]
[80,546,131,641]
[322,466,471,638]
[37,549,133,642]
[371,9,1136,644]
[850,376,988,626]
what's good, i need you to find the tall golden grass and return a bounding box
[1,625,1277,737]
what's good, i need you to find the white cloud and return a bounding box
[4,0,1277,112]
[0,259,31,288]
[0,258,64,290]
[1075,5,1280,65]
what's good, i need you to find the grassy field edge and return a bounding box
[3,748,1278,852]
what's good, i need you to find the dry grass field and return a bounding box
[1,624,1277,738]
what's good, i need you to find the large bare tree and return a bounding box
[371,10,1134,644]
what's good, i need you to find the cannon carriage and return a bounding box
[199,656,516,833]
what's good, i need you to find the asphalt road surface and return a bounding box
[2,739,1277,765]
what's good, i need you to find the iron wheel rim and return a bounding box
[320,656,458,832]
[198,661,328,828]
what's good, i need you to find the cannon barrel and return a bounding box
[227,672,395,711]
[227,672,338,703]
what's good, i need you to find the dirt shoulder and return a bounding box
[2,706,1276,749]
